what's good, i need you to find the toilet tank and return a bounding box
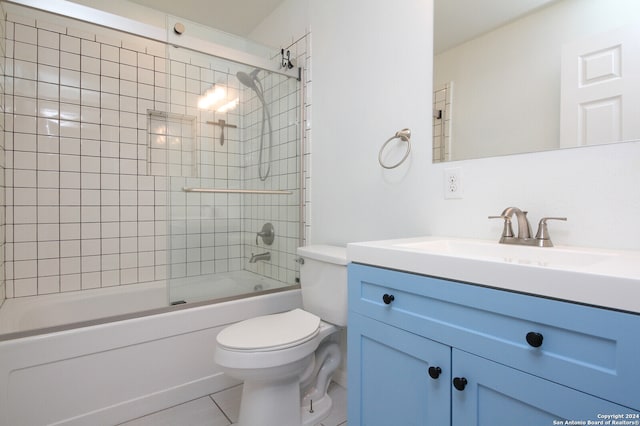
[297,245,348,327]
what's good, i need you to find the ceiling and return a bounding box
[73,0,557,53]
[127,0,286,37]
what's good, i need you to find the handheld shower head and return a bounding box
[236,69,260,90]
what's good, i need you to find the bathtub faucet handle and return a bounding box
[256,222,275,246]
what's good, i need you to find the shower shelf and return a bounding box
[182,187,292,195]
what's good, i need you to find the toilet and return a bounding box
[214,245,347,426]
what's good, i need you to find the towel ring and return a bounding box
[378,128,412,169]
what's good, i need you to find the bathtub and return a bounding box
[0,274,302,426]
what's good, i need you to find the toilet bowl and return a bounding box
[214,245,347,426]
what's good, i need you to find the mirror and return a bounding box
[433,0,640,162]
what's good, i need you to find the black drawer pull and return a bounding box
[382,294,395,304]
[428,366,442,379]
[453,377,468,391]
[526,332,544,348]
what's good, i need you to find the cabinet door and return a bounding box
[348,312,450,426]
[452,350,639,426]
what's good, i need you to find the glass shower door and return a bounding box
[162,45,303,305]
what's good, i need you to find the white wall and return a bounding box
[308,0,434,245]
[306,0,640,251]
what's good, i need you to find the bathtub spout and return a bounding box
[249,252,271,263]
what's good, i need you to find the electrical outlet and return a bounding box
[444,168,463,199]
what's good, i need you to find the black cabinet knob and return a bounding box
[453,377,468,391]
[428,366,442,379]
[382,294,395,304]
[526,332,544,348]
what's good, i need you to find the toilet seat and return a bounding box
[217,309,321,352]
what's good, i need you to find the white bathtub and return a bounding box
[0,276,302,426]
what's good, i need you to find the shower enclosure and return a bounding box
[164,43,304,305]
[0,1,306,337]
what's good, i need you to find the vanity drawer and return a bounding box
[348,263,640,410]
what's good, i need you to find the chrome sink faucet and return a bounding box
[489,207,566,247]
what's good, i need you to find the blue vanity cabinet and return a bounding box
[452,350,636,425]
[348,312,451,425]
[348,263,640,425]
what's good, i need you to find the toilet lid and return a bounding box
[217,309,321,351]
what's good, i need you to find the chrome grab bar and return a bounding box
[182,187,292,195]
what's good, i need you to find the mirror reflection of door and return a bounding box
[560,24,640,147]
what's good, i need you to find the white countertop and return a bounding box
[347,236,640,314]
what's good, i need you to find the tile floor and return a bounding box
[120,382,347,426]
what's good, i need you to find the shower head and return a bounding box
[236,68,261,90]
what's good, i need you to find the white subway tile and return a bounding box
[60,35,80,54]
[60,51,80,71]
[80,171,100,188]
[38,258,59,276]
[101,237,119,254]
[101,254,119,270]
[37,81,59,101]
[60,189,80,205]
[37,170,59,188]
[59,154,80,172]
[60,257,80,274]
[38,99,59,118]
[81,39,100,58]
[82,239,101,257]
[81,55,99,74]
[38,46,59,67]
[101,270,120,287]
[60,88,80,106]
[14,59,37,80]
[79,188,100,205]
[60,172,80,189]
[38,206,60,224]
[38,241,60,259]
[37,118,59,136]
[101,76,119,94]
[37,153,60,171]
[37,223,59,241]
[81,255,101,272]
[15,23,37,44]
[14,242,37,261]
[81,271,101,289]
[14,278,38,297]
[81,89,100,107]
[101,44,119,62]
[13,78,37,98]
[14,41,37,62]
[80,72,100,90]
[60,274,81,292]
[13,206,37,224]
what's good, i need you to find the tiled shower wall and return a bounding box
[2,4,305,299]
[0,1,6,306]
[432,82,451,163]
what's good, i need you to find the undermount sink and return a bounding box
[394,238,615,268]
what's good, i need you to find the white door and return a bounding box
[560,24,640,147]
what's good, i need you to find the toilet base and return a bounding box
[301,393,333,426]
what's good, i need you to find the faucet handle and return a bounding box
[489,215,514,238]
[255,222,275,246]
[534,217,567,247]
